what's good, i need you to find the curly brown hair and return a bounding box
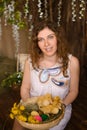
[29,20,69,77]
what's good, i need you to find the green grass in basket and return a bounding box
[23,103,64,124]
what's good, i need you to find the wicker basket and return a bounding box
[16,97,65,130]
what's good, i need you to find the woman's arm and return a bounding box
[63,56,80,106]
[20,59,31,101]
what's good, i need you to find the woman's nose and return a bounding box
[44,39,49,46]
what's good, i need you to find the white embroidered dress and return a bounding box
[28,55,72,130]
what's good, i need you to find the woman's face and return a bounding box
[37,27,58,57]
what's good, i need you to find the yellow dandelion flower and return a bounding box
[22,116,27,122]
[28,115,34,122]
[17,115,27,122]
[19,105,25,111]
[31,119,36,124]
[27,115,37,123]
[13,103,18,108]
[11,108,19,115]
[18,110,21,115]
[9,113,15,119]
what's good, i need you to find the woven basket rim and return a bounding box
[17,111,64,130]
[16,96,65,129]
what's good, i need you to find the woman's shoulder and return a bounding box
[69,54,79,63]
[25,56,33,70]
[69,54,80,70]
[23,56,32,69]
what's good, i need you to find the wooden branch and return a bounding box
[49,0,53,21]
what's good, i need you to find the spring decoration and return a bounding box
[37,0,43,19]
[44,0,48,20]
[71,0,77,22]
[1,72,23,88]
[57,0,62,26]
[0,1,86,56]
[0,1,86,27]
[79,0,86,20]
[10,93,65,128]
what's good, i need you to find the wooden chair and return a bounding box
[17,53,29,72]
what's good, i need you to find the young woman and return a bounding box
[13,20,80,130]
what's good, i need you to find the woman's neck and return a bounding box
[39,55,59,68]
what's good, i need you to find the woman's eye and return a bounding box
[48,35,54,39]
[38,38,44,42]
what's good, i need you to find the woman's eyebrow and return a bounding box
[48,33,55,36]
[37,33,55,38]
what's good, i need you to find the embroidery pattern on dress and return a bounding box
[39,66,64,86]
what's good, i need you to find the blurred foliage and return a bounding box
[1,72,23,88]
[0,0,27,29]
